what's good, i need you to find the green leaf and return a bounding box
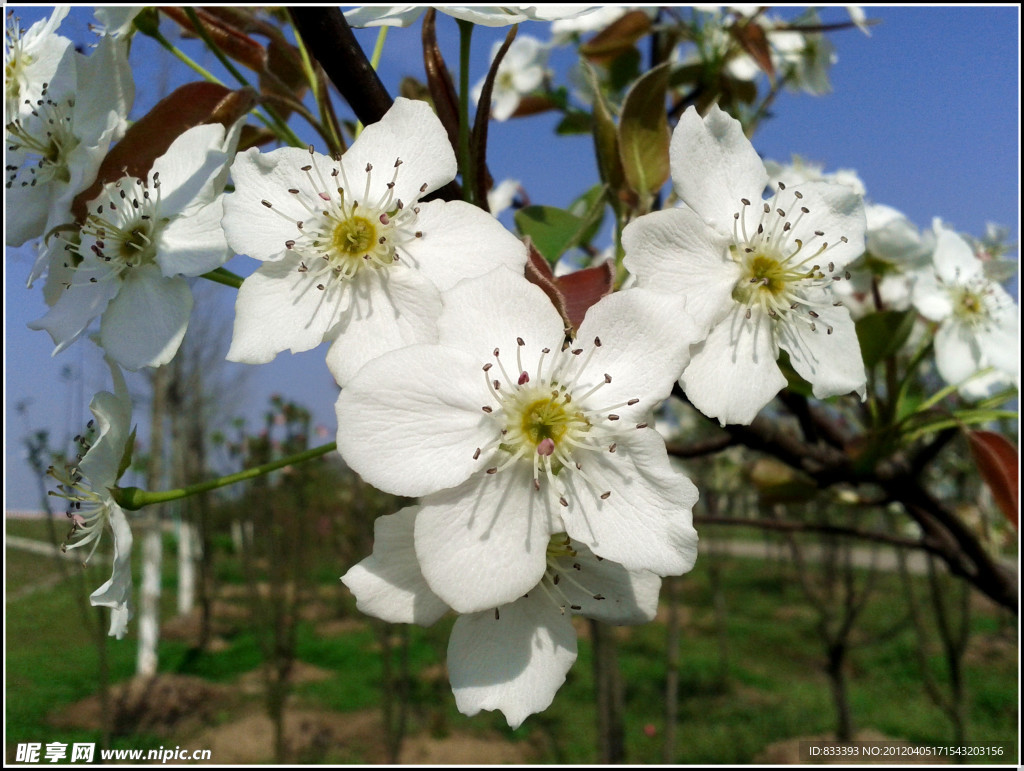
[583,63,625,202]
[515,206,586,264]
[777,349,813,397]
[515,188,607,265]
[567,184,607,247]
[556,110,593,135]
[855,310,916,369]
[618,61,671,207]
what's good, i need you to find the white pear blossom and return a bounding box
[224,97,527,385]
[622,105,867,426]
[487,177,521,218]
[4,6,72,118]
[342,507,661,728]
[764,155,865,197]
[830,202,933,317]
[29,122,239,370]
[6,33,134,249]
[473,35,549,122]
[911,220,1019,393]
[49,361,135,639]
[92,7,145,38]
[336,267,699,614]
[344,6,602,29]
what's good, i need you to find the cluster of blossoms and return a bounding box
[10,5,1017,729]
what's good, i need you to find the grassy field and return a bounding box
[5,516,1019,764]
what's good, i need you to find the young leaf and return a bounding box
[618,62,671,207]
[855,310,916,369]
[579,10,652,65]
[515,206,585,264]
[967,430,1019,529]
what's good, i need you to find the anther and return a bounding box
[600,491,611,500]
[482,406,493,413]
[473,448,481,460]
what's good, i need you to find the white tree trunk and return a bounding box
[177,519,197,615]
[136,516,162,677]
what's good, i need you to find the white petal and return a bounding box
[783,180,865,272]
[340,97,456,206]
[448,592,577,729]
[911,270,953,321]
[28,269,120,354]
[404,200,527,292]
[976,306,1020,378]
[149,123,231,216]
[226,254,350,363]
[934,320,983,385]
[73,35,134,145]
[335,344,496,497]
[222,146,323,262]
[325,266,442,385]
[670,105,768,232]
[932,223,982,284]
[681,306,787,425]
[778,298,866,400]
[156,196,231,277]
[89,502,134,640]
[78,360,131,488]
[341,507,450,626]
[575,288,699,422]
[561,429,699,576]
[437,266,566,364]
[415,466,558,614]
[343,6,423,27]
[4,171,51,246]
[99,267,192,370]
[621,206,738,333]
[553,542,662,624]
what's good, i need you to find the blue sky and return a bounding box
[4,5,1020,510]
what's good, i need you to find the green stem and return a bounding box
[200,267,244,289]
[457,19,475,205]
[114,441,337,511]
[370,25,389,70]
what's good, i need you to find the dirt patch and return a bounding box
[48,674,233,738]
[314,617,367,638]
[188,707,534,765]
[235,660,334,696]
[754,729,940,764]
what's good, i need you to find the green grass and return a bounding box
[6,518,1018,764]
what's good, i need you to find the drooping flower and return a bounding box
[223,97,527,385]
[4,6,72,119]
[342,506,661,728]
[336,267,699,614]
[6,33,134,248]
[912,219,1019,393]
[622,104,867,425]
[49,360,136,639]
[344,6,602,29]
[472,35,550,122]
[29,122,240,370]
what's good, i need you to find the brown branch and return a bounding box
[664,434,734,458]
[287,6,461,202]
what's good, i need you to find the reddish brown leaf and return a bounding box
[509,95,560,118]
[730,18,775,80]
[525,243,572,333]
[579,10,652,65]
[967,430,1019,529]
[71,83,256,221]
[421,9,460,159]
[523,244,614,335]
[159,7,267,72]
[558,261,614,332]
